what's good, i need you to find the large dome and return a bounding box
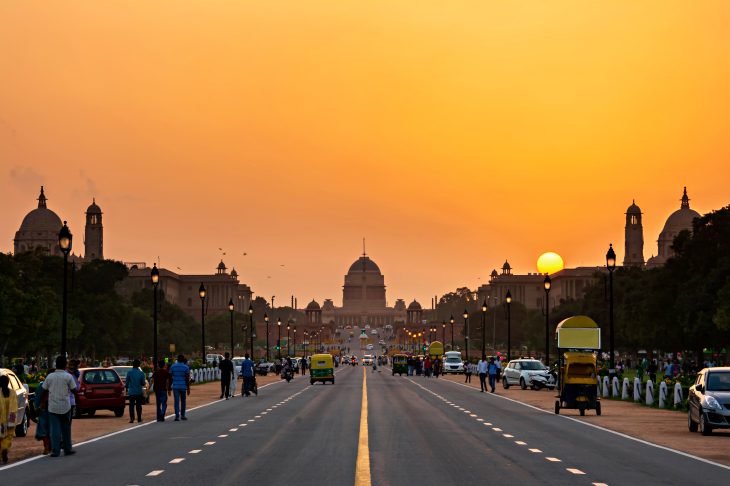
[19,207,63,233]
[347,256,381,274]
[660,188,700,235]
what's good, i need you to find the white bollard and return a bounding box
[674,383,683,408]
[612,377,620,397]
[216,369,221,380]
[633,377,642,402]
[602,376,610,398]
[646,380,654,406]
[622,378,630,400]
[659,381,668,408]
[193,369,198,383]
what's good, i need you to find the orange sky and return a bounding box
[2,1,729,307]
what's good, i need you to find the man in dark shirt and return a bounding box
[151,360,171,422]
[219,352,234,399]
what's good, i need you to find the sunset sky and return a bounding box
[2,1,729,307]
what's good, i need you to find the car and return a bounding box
[688,366,730,435]
[76,368,125,417]
[366,344,374,350]
[442,351,464,374]
[362,355,374,366]
[206,354,224,365]
[502,359,553,390]
[371,329,378,335]
[0,368,30,437]
[110,366,151,404]
[232,356,245,377]
[255,361,275,375]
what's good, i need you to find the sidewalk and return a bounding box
[434,373,730,466]
[6,373,282,464]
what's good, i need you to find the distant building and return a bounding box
[646,187,700,268]
[624,200,644,267]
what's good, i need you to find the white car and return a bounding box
[441,351,464,374]
[502,359,553,390]
[371,329,378,335]
[366,343,374,350]
[0,369,29,437]
[362,355,374,365]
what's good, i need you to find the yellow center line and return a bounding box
[355,366,371,486]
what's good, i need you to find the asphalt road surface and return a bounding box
[2,359,729,485]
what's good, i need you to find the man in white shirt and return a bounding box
[477,355,489,392]
[42,356,78,457]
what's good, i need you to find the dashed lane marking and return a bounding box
[229,428,238,432]
[503,434,514,438]
[515,441,527,446]
[218,434,228,438]
[204,442,216,446]
[146,470,164,477]
[492,427,502,432]
[546,457,562,462]
[566,468,585,475]
[169,458,185,464]
[529,448,542,453]
[189,450,202,454]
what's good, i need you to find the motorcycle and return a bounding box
[281,368,294,383]
[530,368,557,390]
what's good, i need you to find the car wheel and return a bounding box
[15,410,29,437]
[114,408,124,417]
[688,409,698,432]
[700,413,713,436]
[502,377,510,389]
[520,378,527,390]
[87,409,96,417]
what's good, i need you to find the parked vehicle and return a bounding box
[232,357,245,377]
[206,354,225,365]
[688,367,730,435]
[310,354,335,385]
[366,344,374,350]
[255,361,275,375]
[0,368,29,437]
[392,354,408,376]
[76,368,125,417]
[362,355,374,366]
[110,366,151,404]
[502,359,554,390]
[442,351,464,374]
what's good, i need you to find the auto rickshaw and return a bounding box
[554,316,602,416]
[392,354,408,376]
[310,353,335,385]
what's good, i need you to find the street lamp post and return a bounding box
[228,299,235,357]
[151,264,159,369]
[293,327,297,356]
[277,318,282,359]
[442,322,446,344]
[58,221,72,357]
[505,290,512,361]
[287,323,291,356]
[249,305,256,358]
[449,316,455,351]
[481,300,488,358]
[544,275,552,366]
[264,313,270,361]
[463,309,469,362]
[606,244,617,379]
[199,283,207,361]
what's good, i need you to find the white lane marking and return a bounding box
[442,378,730,472]
[464,410,471,413]
[515,441,527,446]
[492,427,502,432]
[266,408,273,411]
[169,458,185,464]
[469,414,477,417]
[476,418,484,422]
[146,470,164,477]
[484,422,492,426]
[529,448,542,453]
[239,423,247,427]
[503,434,514,438]
[204,441,216,446]
[546,457,562,462]
[218,434,228,438]
[593,483,609,486]
[261,412,268,415]
[255,415,262,418]
[229,428,238,432]
[248,419,255,422]
[189,450,202,454]
[567,468,585,475]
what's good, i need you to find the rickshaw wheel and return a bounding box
[392,371,395,376]
[596,402,601,416]
[310,380,314,385]
[579,407,586,416]
[554,401,560,414]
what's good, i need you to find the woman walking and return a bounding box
[1,374,18,463]
[34,369,54,454]
[465,361,473,383]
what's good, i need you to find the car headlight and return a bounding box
[702,396,722,411]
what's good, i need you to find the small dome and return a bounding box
[217,260,227,270]
[407,300,422,311]
[502,260,511,271]
[230,268,238,277]
[626,199,641,214]
[86,198,102,214]
[347,256,381,274]
[490,269,499,277]
[306,300,321,310]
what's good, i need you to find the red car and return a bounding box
[75,368,125,417]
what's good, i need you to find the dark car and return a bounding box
[76,368,125,418]
[688,367,730,435]
[110,366,151,404]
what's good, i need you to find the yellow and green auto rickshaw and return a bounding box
[554,316,602,416]
[392,354,408,376]
[310,353,335,385]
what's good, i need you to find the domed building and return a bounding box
[647,187,701,268]
[14,186,64,256]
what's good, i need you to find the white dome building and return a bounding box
[646,187,701,268]
[14,186,64,256]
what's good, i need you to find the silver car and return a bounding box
[688,367,730,435]
[0,369,29,437]
[502,359,554,390]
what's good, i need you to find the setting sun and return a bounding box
[536,252,565,274]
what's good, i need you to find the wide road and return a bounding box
[2,359,729,485]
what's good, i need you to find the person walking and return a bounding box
[433,358,440,378]
[1,374,18,463]
[219,352,234,399]
[300,356,307,376]
[487,357,499,393]
[169,355,190,421]
[477,355,488,392]
[151,360,171,422]
[424,356,432,378]
[465,361,473,383]
[240,353,255,397]
[126,359,147,423]
[42,356,78,457]
[66,359,80,423]
[34,369,53,454]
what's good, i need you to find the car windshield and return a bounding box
[112,367,130,379]
[84,370,121,384]
[445,358,461,363]
[520,361,546,371]
[706,372,730,391]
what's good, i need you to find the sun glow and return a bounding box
[537,252,564,274]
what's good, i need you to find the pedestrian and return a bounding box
[300,356,307,376]
[126,359,147,423]
[151,360,171,422]
[465,361,473,383]
[169,355,190,421]
[66,359,80,423]
[433,358,440,378]
[218,352,234,399]
[424,356,432,378]
[42,355,78,457]
[1,374,18,463]
[477,355,488,392]
[34,368,53,454]
[240,353,255,397]
[647,359,658,384]
[488,357,498,393]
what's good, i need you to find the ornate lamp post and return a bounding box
[293,326,297,356]
[199,283,207,361]
[505,290,512,361]
[481,300,488,358]
[264,313,270,361]
[249,304,256,358]
[449,315,455,351]
[228,299,235,356]
[151,264,160,368]
[287,323,291,356]
[58,221,72,357]
[463,309,469,362]
[442,321,446,344]
[606,244,617,378]
[277,318,282,359]
[544,275,552,366]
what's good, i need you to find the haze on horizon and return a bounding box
[1,1,729,307]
